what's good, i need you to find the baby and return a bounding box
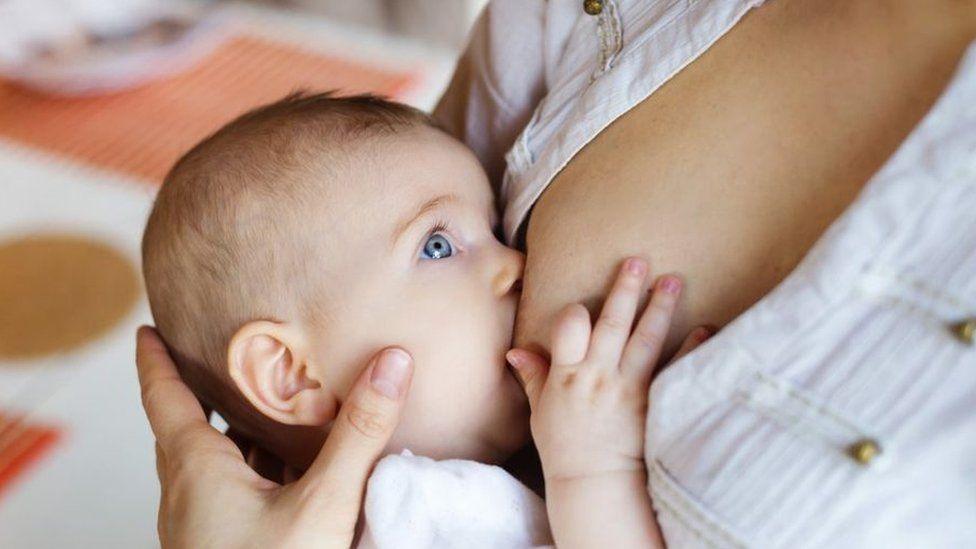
[142,92,698,548]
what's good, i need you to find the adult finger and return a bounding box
[587,258,648,366]
[506,348,549,410]
[135,326,210,448]
[298,347,413,507]
[620,274,682,381]
[550,304,592,366]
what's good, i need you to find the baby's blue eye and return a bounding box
[422,234,454,260]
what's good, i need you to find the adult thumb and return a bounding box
[298,347,413,506]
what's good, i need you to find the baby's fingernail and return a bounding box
[660,276,682,294]
[626,257,647,276]
[370,348,411,399]
[505,351,521,369]
[699,325,718,340]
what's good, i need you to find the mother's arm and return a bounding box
[135,326,413,548]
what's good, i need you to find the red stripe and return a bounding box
[0,424,63,500]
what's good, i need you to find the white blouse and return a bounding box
[436,0,976,547]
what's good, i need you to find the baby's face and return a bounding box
[307,127,529,463]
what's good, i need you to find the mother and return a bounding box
[137,0,976,546]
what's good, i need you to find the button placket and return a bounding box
[591,0,623,79]
[859,267,976,347]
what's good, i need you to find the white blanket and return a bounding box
[358,450,552,549]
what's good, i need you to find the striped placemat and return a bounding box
[0,34,417,184]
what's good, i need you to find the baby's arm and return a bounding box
[507,258,709,548]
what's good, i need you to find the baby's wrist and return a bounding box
[544,468,649,504]
[542,459,645,485]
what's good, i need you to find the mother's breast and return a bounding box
[512,0,968,356]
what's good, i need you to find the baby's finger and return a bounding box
[586,258,648,367]
[620,275,682,381]
[669,326,714,364]
[506,349,549,411]
[550,303,592,366]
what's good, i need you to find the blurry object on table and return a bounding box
[0,0,227,95]
[0,234,139,361]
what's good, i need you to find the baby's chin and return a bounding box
[389,380,530,464]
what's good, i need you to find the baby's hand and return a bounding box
[507,258,708,482]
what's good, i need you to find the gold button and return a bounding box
[952,318,975,345]
[584,0,604,16]
[848,438,881,465]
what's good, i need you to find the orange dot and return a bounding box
[0,234,139,360]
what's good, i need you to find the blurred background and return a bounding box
[0,0,483,545]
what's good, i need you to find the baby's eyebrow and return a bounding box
[390,194,460,248]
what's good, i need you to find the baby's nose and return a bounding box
[493,268,522,297]
[492,248,525,297]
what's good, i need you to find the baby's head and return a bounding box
[143,92,529,469]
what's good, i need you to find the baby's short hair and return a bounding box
[142,91,435,440]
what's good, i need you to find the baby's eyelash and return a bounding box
[429,219,450,235]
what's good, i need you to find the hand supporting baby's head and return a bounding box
[143,92,529,470]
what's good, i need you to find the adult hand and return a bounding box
[135,326,413,549]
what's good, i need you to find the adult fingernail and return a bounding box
[370,348,411,399]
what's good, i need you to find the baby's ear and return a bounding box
[227,321,335,426]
